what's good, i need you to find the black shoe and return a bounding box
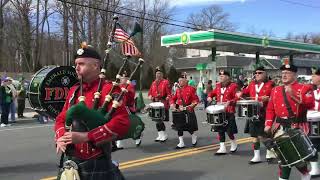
[230,148,238,153]
[192,141,197,147]
[154,139,160,142]
[175,146,185,149]
[266,158,277,164]
[248,161,262,165]
[136,140,142,147]
[214,152,227,156]
[160,138,168,143]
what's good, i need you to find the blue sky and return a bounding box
[170,0,320,38]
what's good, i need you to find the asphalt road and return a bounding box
[0,107,319,180]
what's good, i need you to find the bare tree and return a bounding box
[187,5,236,31]
[0,0,10,64]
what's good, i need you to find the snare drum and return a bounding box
[205,105,227,126]
[236,100,260,119]
[272,128,316,167]
[307,111,320,138]
[148,102,165,122]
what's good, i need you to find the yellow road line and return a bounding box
[40,137,253,180]
[120,138,252,169]
[121,137,252,166]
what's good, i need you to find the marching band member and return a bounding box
[308,67,320,176]
[170,73,199,149]
[238,66,276,164]
[207,70,239,155]
[148,67,172,142]
[55,45,129,180]
[264,63,315,180]
[116,71,142,149]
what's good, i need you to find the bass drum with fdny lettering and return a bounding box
[28,66,78,118]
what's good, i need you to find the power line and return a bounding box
[57,0,202,31]
[279,0,320,9]
[93,0,197,28]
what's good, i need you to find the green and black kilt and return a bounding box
[58,156,125,180]
[213,113,238,134]
[172,111,198,132]
[244,117,265,137]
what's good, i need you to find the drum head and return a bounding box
[236,100,260,105]
[307,111,320,122]
[149,102,164,108]
[206,105,225,114]
[28,66,78,118]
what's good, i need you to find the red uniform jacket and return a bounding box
[242,80,274,108]
[208,82,238,113]
[265,81,315,133]
[148,79,172,109]
[55,79,130,160]
[170,85,199,111]
[120,83,136,112]
[314,87,320,111]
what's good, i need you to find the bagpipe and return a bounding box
[65,16,145,142]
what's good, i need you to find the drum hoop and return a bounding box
[236,100,260,105]
[280,149,316,167]
[28,66,51,111]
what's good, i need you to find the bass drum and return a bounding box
[28,66,78,118]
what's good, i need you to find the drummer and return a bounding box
[308,67,320,177]
[264,63,315,180]
[237,66,276,164]
[148,67,172,142]
[207,70,239,155]
[170,73,199,149]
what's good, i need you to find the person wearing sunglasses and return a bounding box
[237,66,276,164]
[264,63,314,180]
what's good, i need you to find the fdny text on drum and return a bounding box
[45,87,70,101]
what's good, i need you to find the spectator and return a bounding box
[7,77,17,123]
[0,77,13,127]
[188,76,196,87]
[17,77,26,118]
[202,80,213,108]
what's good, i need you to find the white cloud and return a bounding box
[171,0,247,7]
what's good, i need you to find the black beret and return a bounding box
[155,66,162,73]
[255,66,265,72]
[74,43,101,60]
[219,69,230,76]
[280,64,297,73]
[312,67,320,75]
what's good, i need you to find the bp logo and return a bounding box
[61,76,70,86]
[181,33,189,45]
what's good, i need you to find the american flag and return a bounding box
[114,28,141,57]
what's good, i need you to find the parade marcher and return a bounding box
[116,71,142,149]
[17,77,26,118]
[0,77,13,127]
[148,67,172,142]
[55,45,129,180]
[207,70,239,155]
[264,63,314,180]
[237,66,276,164]
[308,67,320,176]
[170,73,199,149]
